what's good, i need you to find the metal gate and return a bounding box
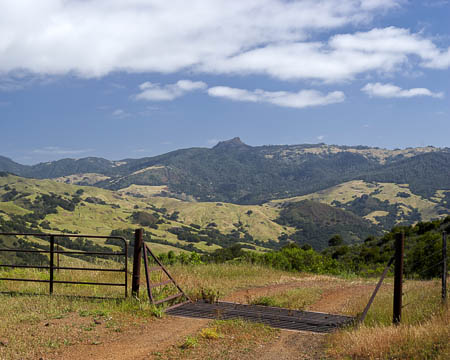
[0,232,128,297]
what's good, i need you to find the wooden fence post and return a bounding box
[393,232,404,324]
[132,228,144,298]
[443,232,447,304]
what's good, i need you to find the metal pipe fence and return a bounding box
[0,232,128,297]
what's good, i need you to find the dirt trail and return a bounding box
[51,317,208,360]
[254,331,328,360]
[51,280,371,359]
[224,281,307,303]
[309,283,373,314]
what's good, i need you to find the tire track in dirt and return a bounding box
[51,316,208,360]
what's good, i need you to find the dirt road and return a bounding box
[53,281,368,360]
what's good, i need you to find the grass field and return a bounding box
[0,262,448,359]
[269,180,448,224]
[0,175,291,252]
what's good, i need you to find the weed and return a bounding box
[149,305,165,318]
[200,327,221,340]
[180,335,198,349]
[249,296,280,307]
[200,287,221,303]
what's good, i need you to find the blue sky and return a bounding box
[0,0,449,165]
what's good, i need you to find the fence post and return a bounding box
[393,232,404,324]
[49,235,54,295]
[443,232,447,304]
[132,228,144,298]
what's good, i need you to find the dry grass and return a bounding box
[328,310,449,359]
[0,263,303,359]
[168,263,307,299]
[0,262,448,359]
[327,279,448,360]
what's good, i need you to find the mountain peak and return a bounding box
[213,137,250,150]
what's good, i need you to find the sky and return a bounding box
[0,0,449,165]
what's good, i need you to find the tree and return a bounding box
[328,234,343,247]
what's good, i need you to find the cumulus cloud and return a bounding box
[0,0,420,82]
[135,80,207,101]
[208,86,345,108]
[204,27,450,81]
[362,82,444,98]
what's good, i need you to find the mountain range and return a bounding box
[1,138,449,205]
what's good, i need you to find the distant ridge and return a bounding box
[1,140,449,204]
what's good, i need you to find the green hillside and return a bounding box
[0,174,294,254]
[270,180,449,228]
[1,141,448,205]
[274,200,382,249]
[0,174,391,254]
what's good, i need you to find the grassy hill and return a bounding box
[274,200,382,249]
[0,174,294,253]
[270,180,449,228]
[0,174,390,252]
[1,141,449,205]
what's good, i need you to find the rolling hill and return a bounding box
[1,139,449,205]
[0,174,383,251]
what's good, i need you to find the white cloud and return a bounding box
[204,27,450,81]
[208,86,345,108]
[111,109,131,118]
[362,82,444,98]
[317,135,325,141]
[32,146,93,155]
[0,0,412,81]
[135,80,207,101]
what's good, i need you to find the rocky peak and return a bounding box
[213,137,251,151]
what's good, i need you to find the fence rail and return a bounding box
[0,232,128,297]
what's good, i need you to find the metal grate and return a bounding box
[166,301,355,333]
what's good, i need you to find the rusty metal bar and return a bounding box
[0,278,125,286]
[0,249,50,253]
[149,279,173,289]
[0,264,50,269]
[393,232,404,324]
[132,228,144,297]
[0,248,124,256]
[56,243,60,273]
[54,266,125,272]
[165,300,192,312]
[124,239,128,298]
[0,232,127,240]
[142,243,192,308]
[53,250,125,256]
[154,292,183,305]
[142,242,153,303]
[144,243,191,302]
[358,255,395,325]
[0,278,50,283]
[49,235,54,295]
[53,280,125,286]
[443,232,447,304]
